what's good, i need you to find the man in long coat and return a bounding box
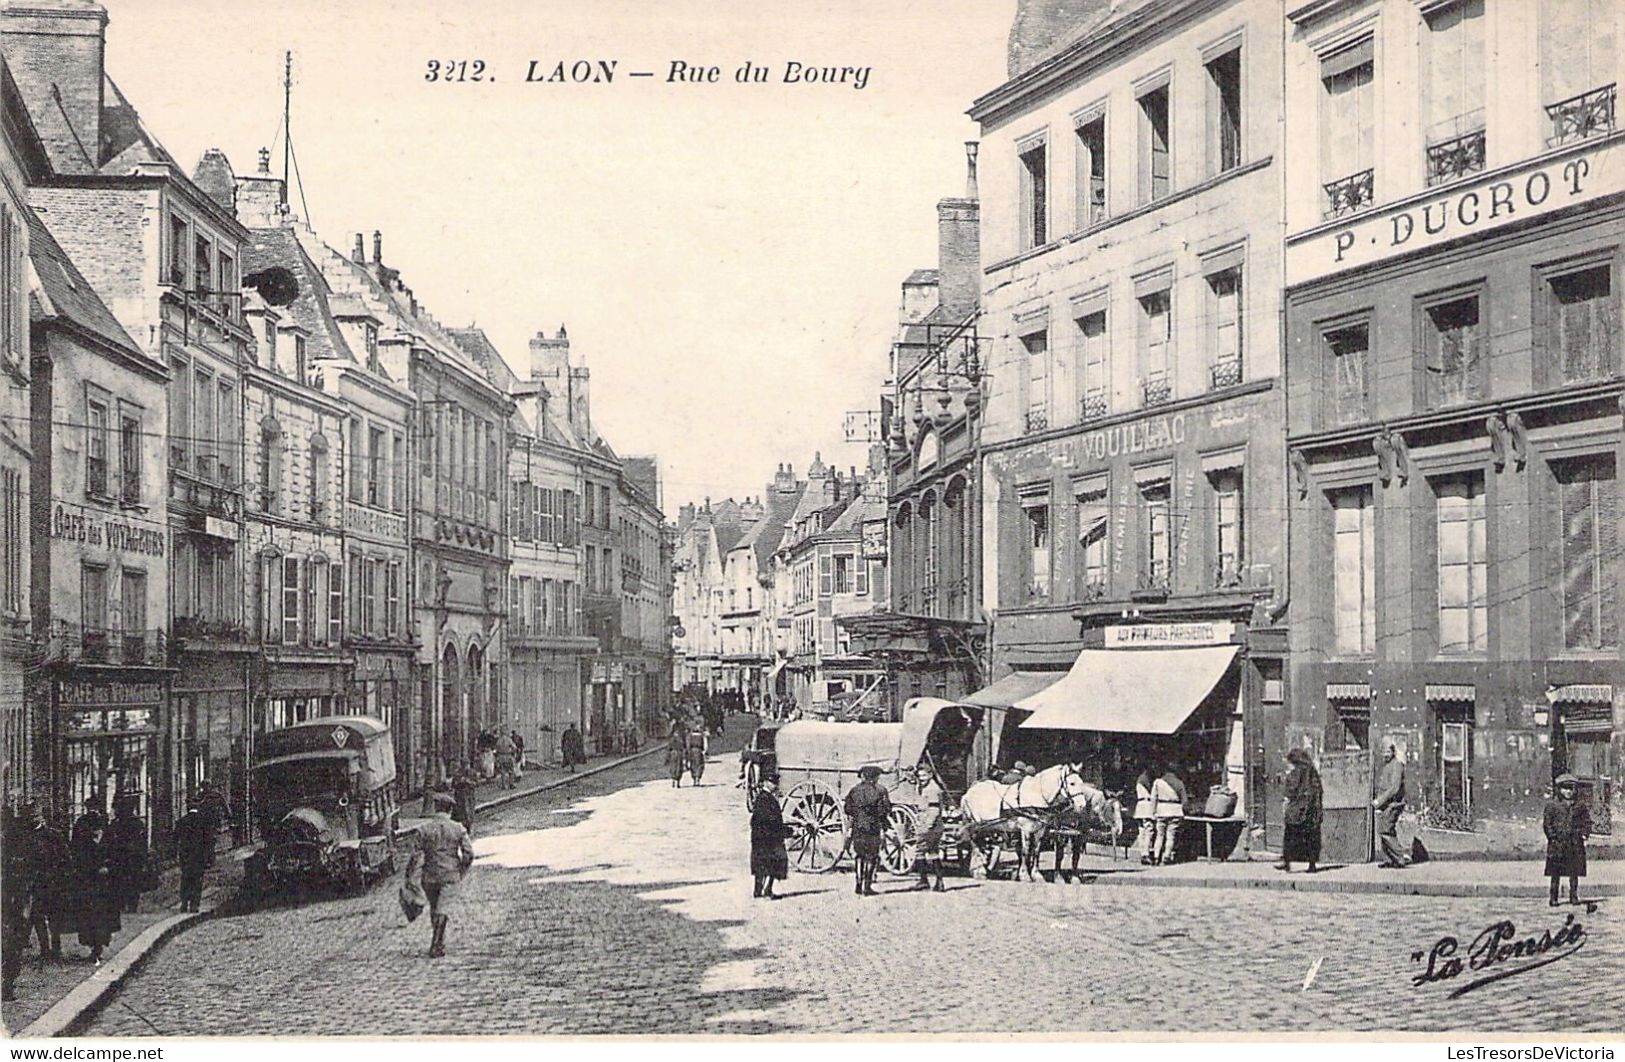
[1277,748,1323,873]
[844,765,891,897]
[69,811,120,962]
[106,798,149,913]
[174,801,214,913]
[749,776,791,899]
[26,805,68,958]
[1372,743,1409,868]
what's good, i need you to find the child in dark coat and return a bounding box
[1544,773,1591,907]
[749,776,791,900]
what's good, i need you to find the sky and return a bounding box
[101,0,1016,514]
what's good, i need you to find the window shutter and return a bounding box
[1561,468,1596,649]
[819,553,833,596]
[1600,467,1620,648]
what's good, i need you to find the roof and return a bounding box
[827,492,881,533]
[903,268,940,286]
[88,75,176,175]
[242,227,356,366]
[26,206,144,360]
[971,0,1167,124]
[738,485,802,569]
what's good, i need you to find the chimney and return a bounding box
[235,148,289,228]
[373,230,383,264]
[1007,0,1114,79]
[1,1,108,171]
[569,364,591,439]
[936,144,982,318]
[770,463,797,496]
[353,234,366,263]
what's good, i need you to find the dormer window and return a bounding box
[263,318,277,367]
[365,324,379,370]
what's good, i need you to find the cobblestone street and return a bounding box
[78,725,1623,1037]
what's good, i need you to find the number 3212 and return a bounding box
[425,60,486,82]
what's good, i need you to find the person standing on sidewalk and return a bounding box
[666,729,688,788]
[749,776,791,899]
[174,801,214,913]
[26,804,67,959]
[562,724,585,772]
[844,765,891,896]
[2,801,32,1002]
[1544,773,1591,906]
[411,792,474,958]
[493,731,517,792]
[1151,767,1187,866]
[69,811,120,963]
[1277,748,1324,873]
[451,766,478,835]
[1372,744,1410,868]
[106,797,149,914]
[1133,767,1157,865]
[510,730,526,779]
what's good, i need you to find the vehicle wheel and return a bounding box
[743,762,760,812]
[880,805,919,875]
[782,781,847,874]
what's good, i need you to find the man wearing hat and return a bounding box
[1371,743,1410,868]
[413,792,475,957]
[844,765,891,896]
[1543,773,1591,907]
[174,799,214,913]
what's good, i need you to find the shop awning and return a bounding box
[1017,645,1239,734]
[1550,684,1613,704]
[963,671,1059,708]
[1327,683,1372,701]
[1425,684,1476,702]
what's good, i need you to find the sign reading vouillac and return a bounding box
[1287,135,1623,285]
[1105,621,1235,647]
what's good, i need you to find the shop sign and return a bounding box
[51,506,166,557]
[345,503,407,540]
[203,516,238,541]
[609,663,625,683]
[1105,621,1235,647]
[1288,137,1621,284]
[1078,413,1187,465]
[861,519,887,560]
[56,679,164,708]
[590,663,608,683]
[65,708,155,735]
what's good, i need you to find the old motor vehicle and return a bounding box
[243,716,400,898]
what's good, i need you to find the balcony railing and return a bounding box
[48,622,168,665]
[1214,561,1245,590]
[1136,566,1172,595]
[1322,168,1374,220]
[171,616,248,644]
[1209,359,1243,391]
[1141,373,1172,408]
[1024,407,1049,433]
[1547,83,1617,147]
[1079,389,1108,421]
[1425,127,1486,187]
[1076,576,1109,603]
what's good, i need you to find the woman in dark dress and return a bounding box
[1544,773,1591,906]
[666,730,687,788]
[105,798,149,913]
[749,776,791,899]
[1276,748,1323,873]
[69,811,120,962]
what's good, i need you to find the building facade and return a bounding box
[971,0,1288,826]
[673,497,744,695]
[1282,0,1624,855]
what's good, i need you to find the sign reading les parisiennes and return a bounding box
[1104,621,1235,647]
[1287,136,1621,285]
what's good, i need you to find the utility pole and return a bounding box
[281,50,292,206]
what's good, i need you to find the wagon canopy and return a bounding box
[896,698,982,771]
[774,720,904,773]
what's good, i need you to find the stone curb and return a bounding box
[19,910,211,1039]
[1079,870,1624,899]
[17,747,665,1038]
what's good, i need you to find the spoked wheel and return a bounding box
[743,762,761,812]
[880,805,919,874]
[782,781,847,873]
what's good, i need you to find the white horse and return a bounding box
[1049,785,1125,881]
[960,763,1112,881]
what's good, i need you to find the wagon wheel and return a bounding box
[743,761,761,812]
[880,805,919,875]
[782,781,847,873]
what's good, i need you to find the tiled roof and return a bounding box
[242,227,356,365]
[739,486,802,569]
[26,205,143,360]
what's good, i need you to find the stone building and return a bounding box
[672,496,744,694]
[971,0,1288,828]
[1281,0,1623,856]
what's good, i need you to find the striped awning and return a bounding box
[1425,684,1476,702]
[1550,684,1614,705]
[1326,683,1371,702]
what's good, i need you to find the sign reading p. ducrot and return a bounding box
[1287,136,1621,285]
[1104,621,1236,647]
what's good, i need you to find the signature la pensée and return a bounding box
[1412,913,1586,997]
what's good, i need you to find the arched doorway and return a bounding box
[440,643,461,772]
[466,643,485,755]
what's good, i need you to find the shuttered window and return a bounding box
[1558,455,1620,650]
[1540,0,1618,110]
[1422,0,1486,145]
[1332,487,1376,655]
[1320,39,1375,208]
[1423,295,1484,409]
[1548,265,1618,384]
[1436,474,1487,654]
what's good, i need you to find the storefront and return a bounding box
[258,658,349,732]
[52,674,170,840]
[351,649,414,793]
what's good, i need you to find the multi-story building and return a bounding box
[673,497,745,694]
[1,58,38,807]
[844,147,983,716]
[314,234,511,780]
[491,329,596,763]
[721,490,801,708]
[971,0,1288,824]
[5,1,259,834]
[1281,0,1623,856]
[616,455,673,737]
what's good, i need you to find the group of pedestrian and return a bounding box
[475,727,526,788]
[666,726,708,787]
[1132,765,1190,866]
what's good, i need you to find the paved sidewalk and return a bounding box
[1,742,664,1038]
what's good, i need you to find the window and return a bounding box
[834,554,856,595]
[1022,328,1050,431]
[217,381,236,486]
[1018,139,1048,250]
[193,234,212,302]
[293,334,308,386]
[259,421,282,512]
[1321,39,1375,217]
[168,214,188,285]
[1331,488,1377,655]
[120,569,146,636]
[216,251,237,320]
[600,485,612,528]
[192,366,215,480]
[329,559,343,644]
[1435,474,1487,654]
[118,411,141,504]
[1556,455,1619,650]
[1074,115,1106,227]
[309,435,329,524]
[282,556,302,644]
[602,548,614,594]
[1421,293,1484,409]
[167,354,189,467]
[1326,322,1371,426]
[1211,469,1244,587]
[364,323,379,370]
[367,426,385,507]
[1208,268,1242,388]
[1,468,21,614]
[1078,310,1108,419]
[1022,494,1051,602]
[261,318,276,369]
[1138,84,1171,202]
[81,563,108,646]
[1075,479,1109,601]
[1541,0,1617,144]
[1208,48,1242,173]
[391,434,406,513]
[1422,0,1486,186]
[1141,479,1172,590]
[85,395,109,497]
[585,485,596,528]
[386,561,402,637]
[362,558,379,635]
[1138,289,1172,406]
[1544,264,1618,384]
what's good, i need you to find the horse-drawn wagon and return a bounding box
[774,698,980,875]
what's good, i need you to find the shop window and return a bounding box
[1420,293,1484,410]
[1074,114,1107,227]
[1075,479,1109,601]
[1543,263,1618,385]
[1555,454,1619,651]
[1022,493,1051,603]
[1331,487,1376,655]
[1422,0,1486,186]
[1207,47,1242,174]
[1436,705,1475,826]
[1540,0,1617,145]
[1325,321,1371,426]
[1210,469,1244,588]
[1320,38,1375,218]
[1138,83,1171,202]
[1018,138,1048,250]
[1022,328,1050,432]
[1435,473,1487,654]
[1333,702,1371,750]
